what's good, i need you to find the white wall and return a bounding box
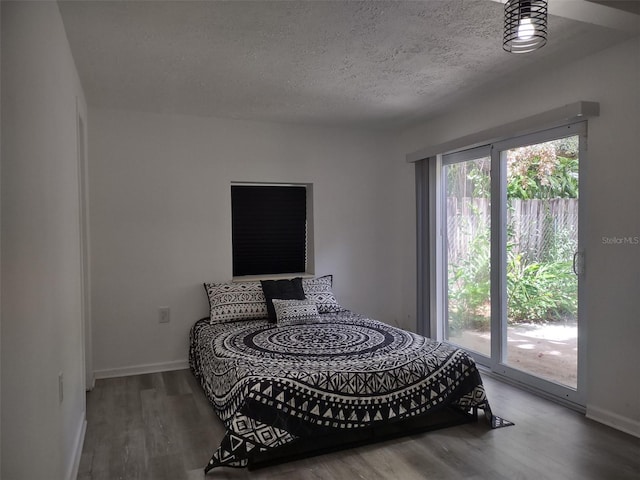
[1,2,87,479]
[395,37,640,436]
[88,108,400,375]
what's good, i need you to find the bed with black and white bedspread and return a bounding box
[189,310,495,473]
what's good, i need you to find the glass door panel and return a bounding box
[443,156,491,357]
[503,136,579,388]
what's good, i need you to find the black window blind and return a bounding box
[231,185,307,276]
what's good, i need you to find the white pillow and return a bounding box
[204,281,268,324]
[302,275,343,313]
[272,298,321,324]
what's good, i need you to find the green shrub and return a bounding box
[507,250,577,323]
[449,233,577,329]
[448,231,491,332]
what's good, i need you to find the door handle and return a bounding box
[573,251,584,275]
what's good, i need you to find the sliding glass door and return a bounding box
[442,150,492,358]
[501,136,580,389]
[439,123,586,405]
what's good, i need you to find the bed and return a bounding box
[190,277,497,473]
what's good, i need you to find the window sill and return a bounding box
[232,272,315,282]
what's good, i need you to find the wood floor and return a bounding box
[79,369,640,480]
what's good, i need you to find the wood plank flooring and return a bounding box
[79,369,640,480]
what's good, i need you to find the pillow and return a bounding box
[272,298,320,324]
[260,277,306,323]
[203,281,268,324]
[302,275,343,313]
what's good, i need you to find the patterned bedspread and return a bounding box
[189,311,492,472]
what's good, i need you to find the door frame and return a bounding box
[76,97,93,391]
[427,121,588,409]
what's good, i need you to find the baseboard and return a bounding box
[67,417,87,480]
[85,373,96,391]
[93,359,189,379]
[478,366,586,413]
[586,405,640,438]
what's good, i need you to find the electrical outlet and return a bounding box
[159,306,170,324]
[58,372,64,404]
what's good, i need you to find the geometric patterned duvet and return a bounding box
[189,311,492,473]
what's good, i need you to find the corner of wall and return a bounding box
[586,405,640,439]
[0,1,3,474]
[65,417,86,480]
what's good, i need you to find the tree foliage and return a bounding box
[446,137,579,201]
[506,139,579,200]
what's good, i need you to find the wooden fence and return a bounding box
[446,198,578,263]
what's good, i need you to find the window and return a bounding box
[231,183,312,277]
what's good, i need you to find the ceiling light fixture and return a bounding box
[503,0,548,53]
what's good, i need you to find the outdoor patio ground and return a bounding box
[449,322,578,388]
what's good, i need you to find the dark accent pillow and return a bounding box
[260,277,305,323]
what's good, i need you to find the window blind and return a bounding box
[231,185,307,276]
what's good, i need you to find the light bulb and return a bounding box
[517,17,535,40]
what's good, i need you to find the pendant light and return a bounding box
[503,0,548,53]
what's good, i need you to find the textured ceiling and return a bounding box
[58,1,636,130]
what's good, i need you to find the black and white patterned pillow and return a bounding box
[302,275,343,313]
[272,298,321,324]
[204,281,268,324]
